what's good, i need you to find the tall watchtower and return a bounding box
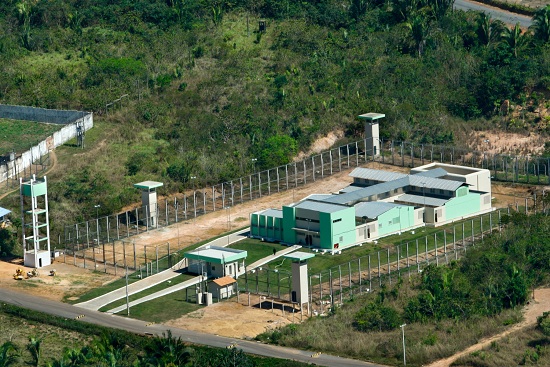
[20,175,51,268]
[358,112,385,158]
[134,181,163,227]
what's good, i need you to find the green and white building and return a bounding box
[250,163,492,252]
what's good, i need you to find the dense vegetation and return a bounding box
[0,303,310,367]
[258,212,550,365]
[0,1,549,232]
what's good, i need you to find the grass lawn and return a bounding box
[0,118,62,154]
[113,290,203,323]
[99,272,195,312]
[229,239,285,265]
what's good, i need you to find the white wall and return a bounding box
[0,112,93,183]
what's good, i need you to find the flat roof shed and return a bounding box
[184,246,247,264]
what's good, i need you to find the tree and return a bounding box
[427,0,454,21]
[476,13,505,47]
[0,341,19,367]
[140,330,194,367]
[26,336,42,367]
[354,302,402,332]
[530,5,550,44]
[537,311,550,337]
[406,15,429,57]
[257,135,297,169]
[502,23,529,57]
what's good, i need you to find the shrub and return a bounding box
[354,302,402,332]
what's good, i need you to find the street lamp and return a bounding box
[190,175,197,189]
[94,204,101,245]
[251,158,257,173]
[400,323,407,366]
[420,182,426,223]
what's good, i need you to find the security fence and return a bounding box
[62,138,550,268]
[238,207,519,315]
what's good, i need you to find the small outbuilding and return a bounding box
[210,276,238,299]
[184,246,247,279]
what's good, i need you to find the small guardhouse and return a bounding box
[211,276,238,299]
[133,181,163,227]
[184,246,247,279]
[285,251,315,306]
[358,112,385,157]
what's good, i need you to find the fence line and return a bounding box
[237,208,518,315]
[62,138,550,266]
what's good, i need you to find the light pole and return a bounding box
[94,204,101,245]
[251,158,257,173]
[421,182,426,223]
[224,206,231,245]
[400,323,407,366]
[190,175,197,189]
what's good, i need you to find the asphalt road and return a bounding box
[0,288,384,367]
[454,0,534,28]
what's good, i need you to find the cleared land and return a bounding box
[0,118,62,154]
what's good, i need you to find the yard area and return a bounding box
[0,118,62,154]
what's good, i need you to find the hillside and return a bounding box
[0,1,548,235]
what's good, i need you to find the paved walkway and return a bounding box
[76,228,250,311]
[107,276,203,314]
[106,244,302,314]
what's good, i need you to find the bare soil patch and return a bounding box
[0,258,116,302]
[469,130,547,156]
[166,295,298,339]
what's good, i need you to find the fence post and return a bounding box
[387,248,391,285]
[377,250,381,286]
[368,254,372,292]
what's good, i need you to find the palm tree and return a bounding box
[141,330,194,367]
[90,333,133,367]
[63,347,89,367]
[406,15,429,57]
[476,13,505,47]
[530,5,550,43]
[26,336,42,367]
[502,23,529,57]
[0,341,19,367]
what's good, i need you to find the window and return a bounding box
[333,218,342,223]
[339,236,343,242]
[212,266,216,271]
[296,216,319,223]
[393,216,400,224]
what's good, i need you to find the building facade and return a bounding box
[250,163,492,252]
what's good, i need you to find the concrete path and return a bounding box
[76,228,250,311]
[106,244,302,314]
[107,276,202,314]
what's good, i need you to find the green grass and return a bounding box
[99,272,195,312]
[113,291,203,323]
[229,239,285,265]
[0,118,63,154]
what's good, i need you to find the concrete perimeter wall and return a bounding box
[0,104,93,183]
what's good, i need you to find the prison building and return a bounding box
[250,163,492,252]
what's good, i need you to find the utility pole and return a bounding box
[400,323,407,366]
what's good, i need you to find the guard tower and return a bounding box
[20,175,51,268]
[358,112,385,158]
[285,251,315,309]
[133,181,163,227]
